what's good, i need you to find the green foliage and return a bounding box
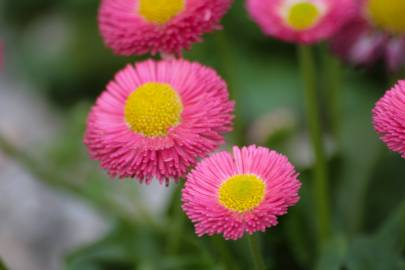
[65,223,221,270]
[317,202,405,270]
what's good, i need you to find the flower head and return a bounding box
[373,80,405,158]
[98,0,233,56]
[246,0,354,44]
[182,145,301,240]
[84,59,234,184]
[332,0,405,71]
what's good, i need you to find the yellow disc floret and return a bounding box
[218,174,266,213]
[124,82,183,137]
[287,2,321,30]
[367,0,405,34]
[139,0,185,25]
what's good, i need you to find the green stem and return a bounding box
[166,182,186,255]
[321,45,342,142]
[214,31,246,146]
[212,237,240,270]
[247,235,266,270]
[298,45,331,248]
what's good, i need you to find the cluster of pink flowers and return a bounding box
[84,0,303,240]
[85,60,234,184]
[89,0,235,185]
[246,0,405,159]
[332,0,405,72]
[84,0,405,240]
[246,0,405,72]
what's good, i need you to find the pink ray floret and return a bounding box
[84,59,234,184]
[182,145,301,240]
[98,0,233,56]
[373,80,405,158]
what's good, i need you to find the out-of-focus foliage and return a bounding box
[0,259,8,270]
[2,0,405,269]
[317,202,405,270]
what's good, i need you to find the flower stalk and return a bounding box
[247,235,267,270]
[298,45,331,248]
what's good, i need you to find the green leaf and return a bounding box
[364,152,405,233]
[317,203,405,270]
[284,183,316,268]
[65,238,135,270]
[65,223,154,270]
[345,203,405,270]
[376,201,405,251]
[65,221,221,270]
[316,235,348,270]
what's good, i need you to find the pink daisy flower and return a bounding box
[98,0,233,56]
[182,145,301,240]
[373,80,405,158]
[84,59,234,184]
[246,0,354,44]
[332,0,405,72]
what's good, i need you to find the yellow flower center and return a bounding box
[124,82,183,137]
[286,2,321,30]
[367,0,405,34]
[218,174,266,213]
[139,0,185,25]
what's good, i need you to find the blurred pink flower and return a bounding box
[84,59,234,185]
[246,0,354,44]
[182,145,301,240]
[332,0,405,71]
[373,80,405,158]
[98,0,232,56]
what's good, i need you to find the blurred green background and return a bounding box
[0,1,404,270]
